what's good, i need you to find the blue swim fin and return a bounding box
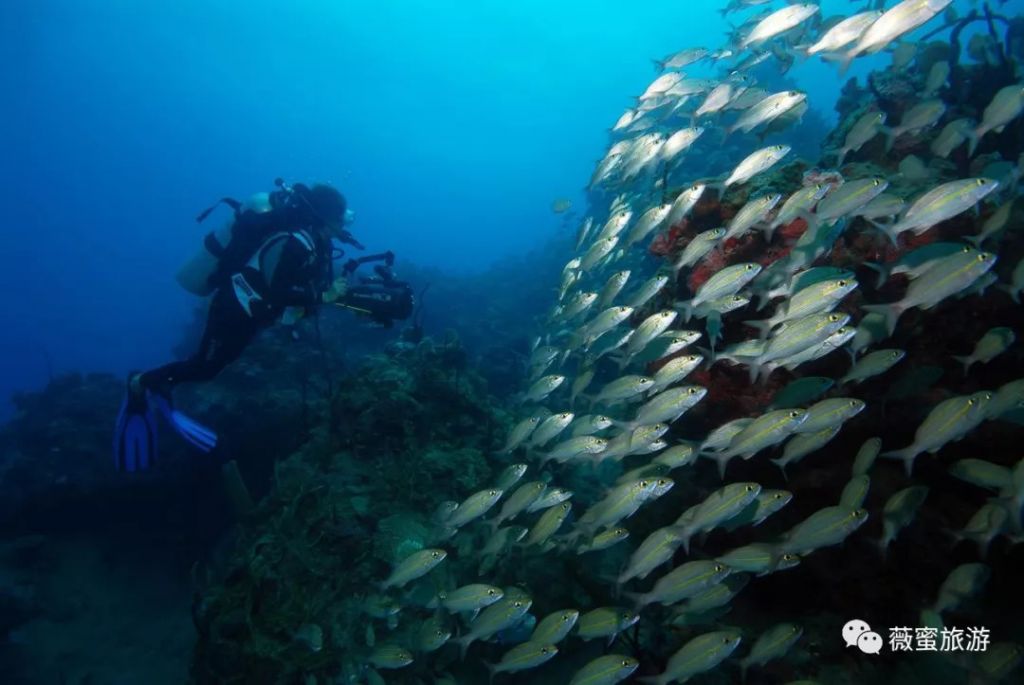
[150,394,218,453]
[113,380,158,472]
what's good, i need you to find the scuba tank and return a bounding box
[176,193,273,296]
[176,179,358,297]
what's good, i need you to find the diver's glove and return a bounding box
[322,277,350,304]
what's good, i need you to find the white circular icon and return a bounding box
[858,631,883,655]
[843,619,872,648]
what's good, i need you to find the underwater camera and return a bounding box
[334,251,414,328]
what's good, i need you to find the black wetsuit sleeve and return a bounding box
[266,237,323,308]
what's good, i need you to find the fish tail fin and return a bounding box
[623,590,648,612]
[714,452,731,480]
[967,127,983,157]
[833,146,848,167]
[832,51,855,77]
[770,457,790,481]
[996,284,1021,304]
[742,319,773,339]
[455,634,473,661]
[747,362,762,385]
[651,58,665,71]
[861,303,902,337]
[675,299,695,322]
[952,355,974,377]
[880,447,919,477]
[863,261,890,289]
[882,126,898,153]
[484,660,500,685]
[875,536,891,561]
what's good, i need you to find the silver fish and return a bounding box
[806,10,882,54]
[660,127,705,162]
[797,397,867,433]
[953,327,1015,375]
[729,90,806,134]
[580,236,620,271]
[931,117,975,158]
[619,311,678,366]
[742,4,820,48]
[885,178,1000,241]
[923,60,950,96]
[626,274,669,309]
[597,270,631,308]
[766,183,830,239]
[724,145,790,187]
[381,548,447,590]
[529,412,575,447]
[674,227,725,273]
[500,416,541,453]
[724,193,783,241]
[643,630,742,684]
[678,263,762,321]
[740,623,803,679]
[879,485,929,553]
[835,111,886,164]
[970,83,1024,155]
[840,0,953,69]
[840,348,906,385]
[884,99,946,151]
[523,375,565,403]
[814,177,889,225]
[569,655,638,685]
[447,489,504,528]
[648,354,703,394]
[863,248,997,335]
[624,204,672,248]
[772,425,842,477]
[628,560,732,609]
[628,385,707,427]
[780,506,869,555]
[666,183,707,227]
[880,391,992,475]
[745,278,857,334]
[967,198,1014,247]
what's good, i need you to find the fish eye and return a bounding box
[746,264,755,270]
[968,399,976,406]
[716,564,725,571]
[838,280,847,286]
[790,411,800,418]
[488,588,498,595]
[850,400,858,406]
[976,178,985,186]
[873,179,880,186]
[562,503,570,510]
[621,659,631,667]
[688,387,698,394]
[977,254,987,262]
[961,246,971,252]
[774,493,784,499]
[432,551,442,558]
[830,314,841,321]
[745,484,755,492]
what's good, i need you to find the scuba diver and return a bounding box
[113,179,413,472]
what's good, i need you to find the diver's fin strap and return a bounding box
[195,197,243,223]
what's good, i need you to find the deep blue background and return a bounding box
[1,0,895,419]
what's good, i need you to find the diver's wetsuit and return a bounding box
[139,229,331,393]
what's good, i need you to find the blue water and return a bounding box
[0,0,879,419]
